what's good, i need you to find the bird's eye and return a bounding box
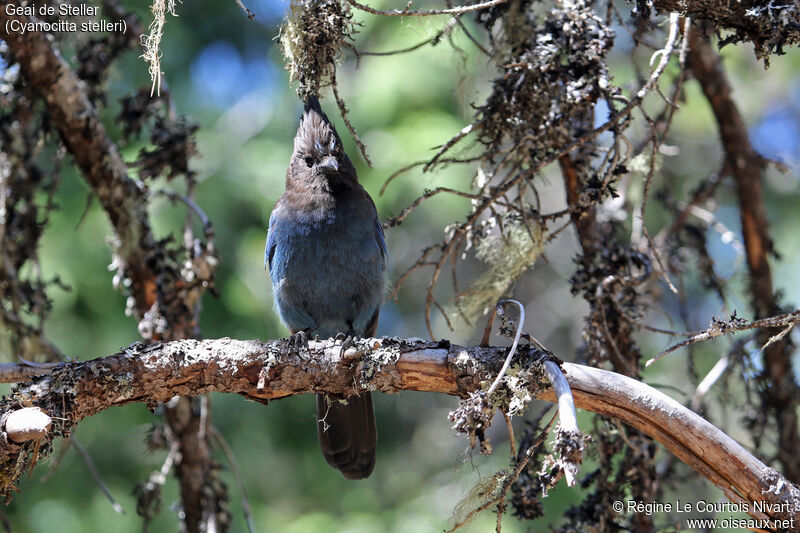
[304,156,314,168]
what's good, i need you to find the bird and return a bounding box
[265,95,386,479]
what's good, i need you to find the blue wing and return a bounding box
[375,218,387,260]
[265,211,277,271]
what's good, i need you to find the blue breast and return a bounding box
[266,201,385,339]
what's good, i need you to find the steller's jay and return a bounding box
[265,96,386,479]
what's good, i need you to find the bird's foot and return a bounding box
[336,333,359,359]
[289,331,309,354]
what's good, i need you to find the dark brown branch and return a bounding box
[652,0,799,58]
[1,337,799,526]
[2,11,221,530]
[164,397,215,529]
[0,362,59,382]
[1,9,157,317]
[688,28,800,484]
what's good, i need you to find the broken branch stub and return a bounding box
[3,407,52,444]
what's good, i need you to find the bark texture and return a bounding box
[0,336,798,526]
[2,8,222,530]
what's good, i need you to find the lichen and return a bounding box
[279,0,358,98]
[451,217,545,323]
[449,345,548,454]
[357,337,402,388]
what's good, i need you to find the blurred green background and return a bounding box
[2,0,799,531]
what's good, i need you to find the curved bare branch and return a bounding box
[0,337,797,525]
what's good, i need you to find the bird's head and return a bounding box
[289,96,357,188]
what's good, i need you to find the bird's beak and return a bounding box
[318,155,339,174]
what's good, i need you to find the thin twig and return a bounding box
[486,300,524,397]
[347,0,508,17]
[198,394,210,442]
[631,13,681,284]
[183,180,197,252]
[480,306,498,347]
[424,124,474,171]
[643,227,679,294]
[761,323,795,351]
[596,279,637,377]
[646,309,800,366]
[384,187,483,227]
[380,157,482,196]
[153,189,213,237]
[449,6,491,55]
[234,0,255,20]
[502,411,516,459]
[638,12,681,99]
[356,17,457,56]
[40,437,74,483]
[690,356,729,411]
[210,427,255,533]
[72,438,125,514]
[636,137,679,294]
[331,70,373,166]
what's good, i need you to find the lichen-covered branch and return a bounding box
[2,8,221,530]
[687,27,800,484]
[1,336,798,525]
[0,8,157,318]
[651,0,800,61]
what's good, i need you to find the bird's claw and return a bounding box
[289,331,309,354]
[338,334,358,358]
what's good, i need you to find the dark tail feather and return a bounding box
[317,392,377,480]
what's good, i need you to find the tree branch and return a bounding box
[0,362,59,382]
[2,10,222,529]
[1,337,798,524]
[651,0,800,58]
[0,8,157,317]
[345,0,508,17]
[687,27,800,484]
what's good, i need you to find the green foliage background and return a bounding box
[2,0,799,531]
